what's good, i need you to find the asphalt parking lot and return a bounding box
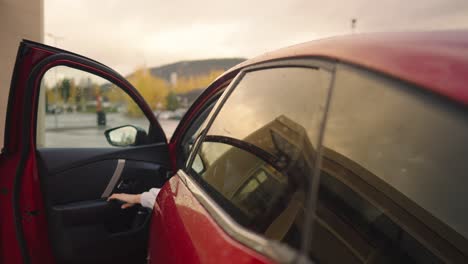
[43,112,179,147]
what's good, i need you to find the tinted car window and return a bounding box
[178,92,222,167]
[189,67,332,250]
[312,64,468,263]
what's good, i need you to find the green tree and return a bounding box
[166,91,180,111]
[61,78,71,103]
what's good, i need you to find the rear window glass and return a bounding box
[319,64,468,262]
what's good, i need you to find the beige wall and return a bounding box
[0,0,44,151]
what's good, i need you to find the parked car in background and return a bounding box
[46,104,64,114]
[156,108,187,120]
[1,31,468,263]
[155,110,174,120]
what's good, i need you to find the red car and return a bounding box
[1,31,468,264]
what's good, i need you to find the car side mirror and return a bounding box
[104,125,147,147]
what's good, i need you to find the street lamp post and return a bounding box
[351,18,357,34]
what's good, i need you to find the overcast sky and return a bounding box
[44,0,468,75]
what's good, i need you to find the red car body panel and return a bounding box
[226,31,468,105]
[148,175,271,264]
[0,43,163,263]
[151,31,468,264]
[0,46,55,264]
[2,31,468,263]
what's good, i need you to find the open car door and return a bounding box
[0,40,171,264]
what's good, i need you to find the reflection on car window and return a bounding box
[309,166,445,263]
[317,64,468,262]
[179,93,221,166]
[189,67,331,250]
[189,64,468,263]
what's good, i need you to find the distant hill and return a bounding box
[120,58,246,107]
[147,58,246,81]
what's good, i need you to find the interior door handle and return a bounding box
[116,180,129,190]
[116,179,132,192]
[101,159,126,198]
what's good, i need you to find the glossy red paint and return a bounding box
[3,31,467,264]
[0,46,55,263]
[0,42,162,264]
[222,31,468,105]
[148,174,273,264]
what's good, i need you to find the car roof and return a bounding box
[226,30,468,106]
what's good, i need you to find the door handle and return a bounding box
[101,159,126,198]
[116,178,140,193]
[116,180,130,191]
[116,179,132,192]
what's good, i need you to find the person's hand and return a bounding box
[107,193,141,209]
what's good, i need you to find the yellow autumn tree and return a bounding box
[172,69,224,94]
[46,88,56,104]
[105,84,126,104]
[126,67,169,117]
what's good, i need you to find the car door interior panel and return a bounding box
[37,144,169,173]
[36,145,170,264]
[0,40,234,264]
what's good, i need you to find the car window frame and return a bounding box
[181,58,337,263]
[176,90,225,168]
[36,64,156,149]
[178,58,468,263]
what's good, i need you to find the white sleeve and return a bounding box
[140,188,161,209]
